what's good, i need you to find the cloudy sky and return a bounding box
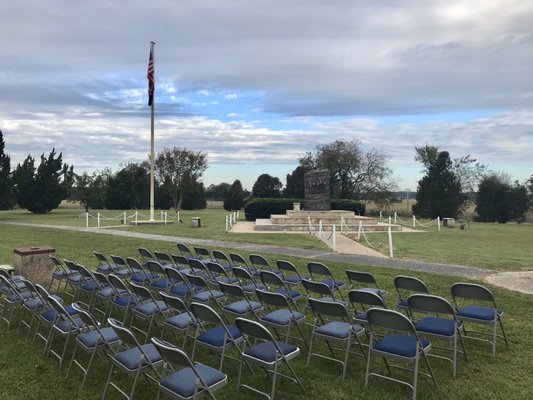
[1,0,532,191]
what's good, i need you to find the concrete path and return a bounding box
[2,221,491,279]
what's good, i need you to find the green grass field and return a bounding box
[0,210,532,399]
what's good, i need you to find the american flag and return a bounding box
[147,45,154,106]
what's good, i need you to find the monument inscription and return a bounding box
[304,169,330,210]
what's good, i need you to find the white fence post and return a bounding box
[332,224,336,251]
[135,211,138,225]
[164,211,167,225]
[237,210,240,220]
[357,221,362,241]
[340,216,344,233]
[85,212,89,228]
[437,216,441,232]
[394,212,397,224]
[123,211,127,225]
[379,211,383,221]
[225,215,229,232]
[388,224,394,258]
[97,213,101,228]
[412,215,416,229]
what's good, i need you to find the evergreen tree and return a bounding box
[252,174,282,198]
[224,179,246,211]
[412,151,465,219]
[13,149,74,213]
[0,131,15,209]
[284,166,310,198]
[476,175,530,223]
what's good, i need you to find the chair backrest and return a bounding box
[408,294,455,316]
[189,258,208,274]
[307,262,333,278]
[154,251,173,265]
[35,283,52,303]
[129,281,153,300]
[20,278,41,299]
[77,264,95,281]
[165,267,188,286]
[229,253,248,267]
[189,302,223,325]
[451,282,495,303]
[71,302,99,329]
[171,254,190,269]
[259,270,284,289]
[235,317,273,342]
[186,273,208,289]
[346,270,378,287]
[93,271,111,289]
[232,267,256,283]
[348,289,386,309]
[151,337,194,369]
[394,275,429,294]
[302,278,334,297]
[126,257,144,272]
[108,274,130,293]
[194,246,211,258]
[0,275,18,295]
[64,259,79,272]
[48,294,81,327]
[206,261,227,277]
[139,247,155,262]
[110,255,127,268]
[250,254,269,268]
[159,291,189,314]
[308,297,349,319]
[147,260,166,276]
[177,243,194,257]
[49,254,65,270]
[212,250,230,264]
[107,318,144,349]
[256,289,290,309]
[366,308,417,333]
[218,281,246,299]
[276,260,299,276]
[93,251,109,265]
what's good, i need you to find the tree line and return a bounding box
[0,130,531,222]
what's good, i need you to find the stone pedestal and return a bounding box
[304,169,330,210]
[13,246,56,287]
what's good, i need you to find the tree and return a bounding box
[476,174,530,223]
[205,183,231,200]
[300,139,395,200]
[224,179,246,210]
[104,163,151,210]
[13,149,74,213]
[284,166,310,198]
[155,147,208,212]
[0,130,15,210]
[412,151,465,219]
[252,174,282,198]
[181,181,207,210]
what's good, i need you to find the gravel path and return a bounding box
[2,221,491,279]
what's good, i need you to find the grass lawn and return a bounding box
[0,222,532,399]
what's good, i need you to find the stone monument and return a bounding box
[304,169,330,210]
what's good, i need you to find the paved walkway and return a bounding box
[2,221,490,279]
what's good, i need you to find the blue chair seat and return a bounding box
[24,298,45,310]
[322,279,345,289]
[165,313,193,330]
[41,305,78,322]
[160,363,226,398]
[149,279,169,290]
[456,306,498,321]
[397,299,409,308]
[169,285,192,298]
[261,309,305,326]
[135,301,168,316]
[55,316,85,334]
[217,277,240,284]
[80,282,99,292]
[191,290,224,303]
[241,283,267,294]
[359,287,388,297]
[114,343,162,371]
[131,273,150,284]
[96,265,117,274]
[97,288,115,299]
[224,300,262,315]
[245,340,298,363]
[197,325,242,348]
[52,270,68,279]
[356,311,368,321]
[276,288,301,300]
[282,275,301,284]
[416,317,455,337]
[315,321,364,339]
[67,275,82,284]
[115,269,132,279]
[374,334,430,358]
[78,327,119,348]
[112,295,139,308]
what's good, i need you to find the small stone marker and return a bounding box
[13,246,56,287]
[191,217,202,228]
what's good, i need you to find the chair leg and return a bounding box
[101,363,114,400]
[498,316,509,347]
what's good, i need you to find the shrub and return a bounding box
[244,198,298,220]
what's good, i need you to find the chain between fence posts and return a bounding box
[388,224,394,258]
[437,216,441,232]
[332,224,336,251]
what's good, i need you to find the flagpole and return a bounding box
[149,41,155,221]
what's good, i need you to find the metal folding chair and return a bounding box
[235,317,306,400]
[159,291,197,348]
[67,303,120,392]
[276,260,305,286]
[231,267,266,297]
[94,251,120,274]
[307,262,345,301]
[307,297,366,379]
[189,302,244,370]
[259,270,304,310]
[408,294,468,377]
[146,261,171,293]
[165,267,194,300]
[107,274,141,325]
[206,261,239,284]
[218,281,263,320]
[365,308,438,400]
[151,337,228,400]
[345,270,388,297]
[302,278,345,304]
[177,243,202,260]
[129,282,169,341]
[394,275,430,313]
[109,255,133,279]
[451,282,508,356]
[348,289,388,325]
[212,250,234,270]
[102,318,164,400]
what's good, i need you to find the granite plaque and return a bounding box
[304,169,331,210]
